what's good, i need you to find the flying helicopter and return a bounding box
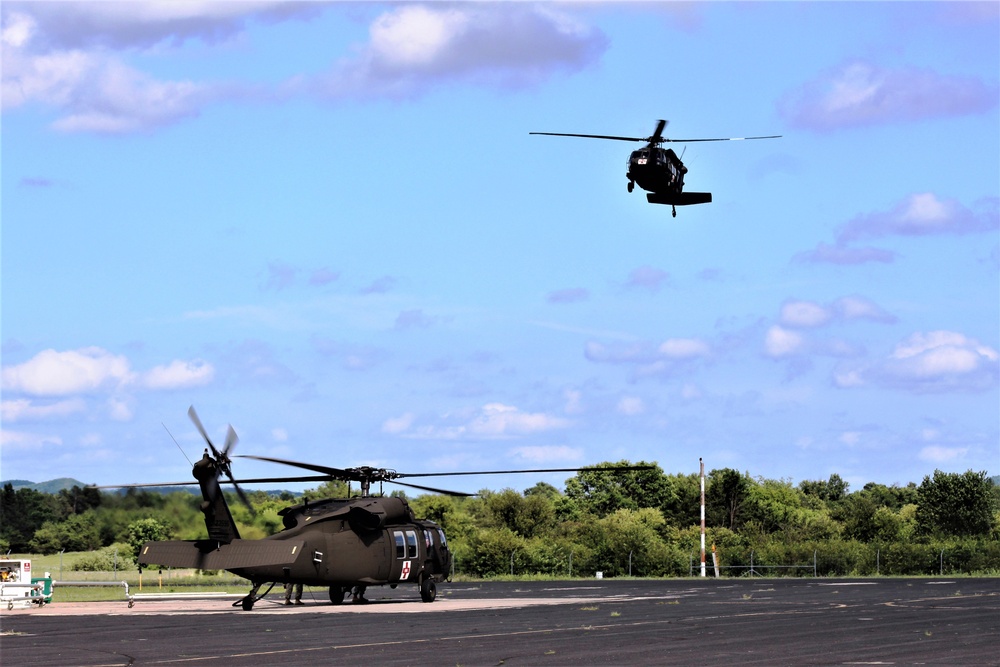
[530,119,781,217]
[124,407,653,611]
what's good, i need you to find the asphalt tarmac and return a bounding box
[2,578,998,666]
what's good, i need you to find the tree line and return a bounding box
[2,464,998,577]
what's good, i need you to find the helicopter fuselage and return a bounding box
[627,146,687,195]
[138,452,451,608]
[231,496,451,591]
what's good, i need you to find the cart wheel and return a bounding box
[7,602,12,611]
[128,600,135,608]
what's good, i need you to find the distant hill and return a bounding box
[2,478,87,493]
[3,478,301,498]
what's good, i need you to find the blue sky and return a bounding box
[2,1,998,495]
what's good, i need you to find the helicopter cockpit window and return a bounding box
[405,530,418,559]
[394,531,405,558]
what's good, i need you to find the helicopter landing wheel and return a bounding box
[420,577,437,603]
[671,205,677,218]
[241,596,255,611]
[627,181,634,193]
[329,585,347,605]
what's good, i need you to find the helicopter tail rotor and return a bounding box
[188,406,254,516]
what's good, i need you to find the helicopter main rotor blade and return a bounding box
[237,454,354,479]
[396,465,656,478]
[663,135,782,143]
[94,475,336,490]
[188,405,221,459]
[530,131,647,143]
[649,119,667,144]
[388,480,474,497]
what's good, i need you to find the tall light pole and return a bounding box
[700,458,706,578]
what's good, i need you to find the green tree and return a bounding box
[58,485,103,515]
[706,468,751,530]
[466,527,529,577]
[0,484,63,551]
[659,473,701,527]
[564,461,668,518]
[838,492,880,542]
[917,470,996,537]
[125,518,169,565]
[862,482,918,510]
[597,508,672,576]
[481,488,554,539]
[799,474,849,504]
[29,512,102,554]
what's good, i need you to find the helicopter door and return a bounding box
[391,530,419,583]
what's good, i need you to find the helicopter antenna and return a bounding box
[162,422,194,467]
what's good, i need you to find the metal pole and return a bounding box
[700,458,706,578]
[629,550,633,577]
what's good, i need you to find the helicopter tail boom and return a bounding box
[139,538,306,570]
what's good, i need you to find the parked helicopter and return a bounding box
[530,119,780,217]
[127,407,653,611]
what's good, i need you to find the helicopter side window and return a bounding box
[405,530,418,559]
[394,531,405,558]
[437,528,448,550]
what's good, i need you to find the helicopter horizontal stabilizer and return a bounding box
[647,191,712,206]
[139,539,305,570]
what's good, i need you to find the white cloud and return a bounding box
[142,359,215,390]
[563,389,584,415]
[385,403,570,440]
[658,338,710,358]
[586,335,711,380]
[796,195,996,266]
[468,403,570,437]
[764,326,804,358]
[382,412,415,434]
[780,60,998,132]
[616,396,645,416]
[370,5,470,68]
[918,445,969,463]
[107,397,133,422]
[780,300,831,328]
[1,397,86,422]
[838,194,999,243]
[2,25,210,133]
[315,4,608,100]
[624,265,670,292]
[834,296,897,324]
[835,331,999,393]
[508,444,582,464]
[1,347,218,421]
[777,296,897,333]
[0,3,305,133]
[2,347,134,396]
[0,428,63,452]
[794,242,897,265]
